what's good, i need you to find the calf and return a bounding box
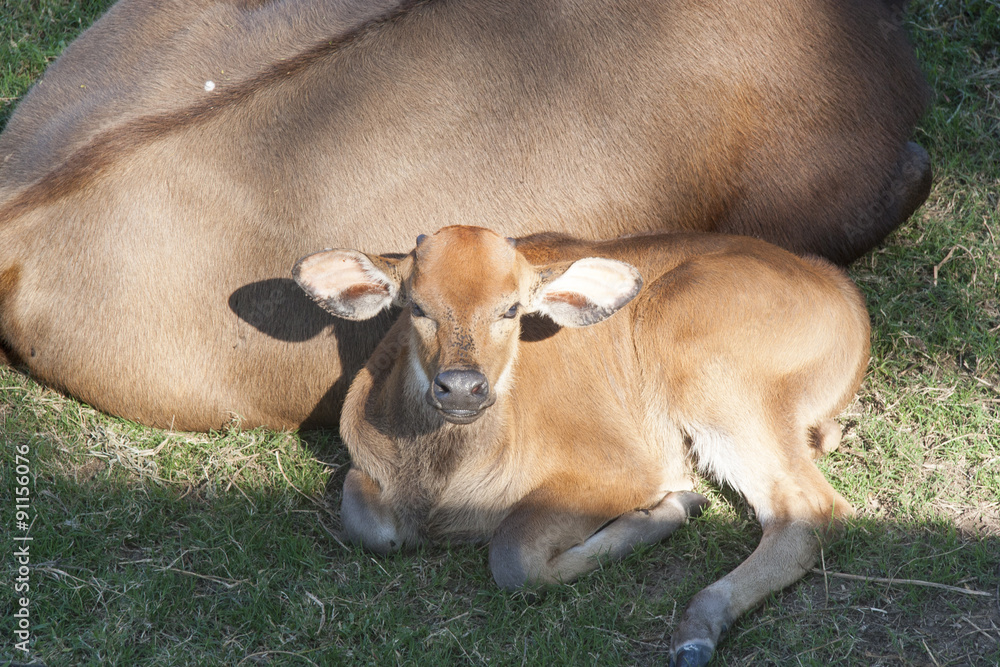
[294,226,870,665]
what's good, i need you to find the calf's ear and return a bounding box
[293,249,404,320]
[531,257,643,328]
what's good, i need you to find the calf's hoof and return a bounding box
[669,641,715,667]
[668,490,710,519]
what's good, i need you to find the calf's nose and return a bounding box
[430,368,491,415]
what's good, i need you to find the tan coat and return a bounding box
[295,226,870,666]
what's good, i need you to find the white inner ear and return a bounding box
[540,258,640,309]
[309,253,391,297]
[295,250,398,319]
[531,257,642,328]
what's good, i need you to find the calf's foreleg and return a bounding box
[490,485,708,591]
[341,467,410,554]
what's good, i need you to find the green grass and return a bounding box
[2,0,999,665]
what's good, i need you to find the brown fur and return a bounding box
[1,0,922,430]
[320,226,870,665]
[0,264,21,365]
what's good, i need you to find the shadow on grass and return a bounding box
[1,411,997,666]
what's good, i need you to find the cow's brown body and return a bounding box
[1,0,925,430]
[294,226,870,666]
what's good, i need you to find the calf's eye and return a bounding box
[503,304,519,319]
[411,302,425,318]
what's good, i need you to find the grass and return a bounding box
[2,0,999,665]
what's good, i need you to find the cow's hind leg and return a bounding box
[671,431,854,667]
[835,141,932,264]
[490,484,708,591]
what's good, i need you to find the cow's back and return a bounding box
[0,0,922,430]
[0,0,406,198]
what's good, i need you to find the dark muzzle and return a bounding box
[427,368,494,424]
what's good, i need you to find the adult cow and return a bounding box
[0,0,929,431]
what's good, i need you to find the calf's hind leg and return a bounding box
[490,483,708,591]
[670,446,853,667]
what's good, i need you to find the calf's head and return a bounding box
[294,226,642,424]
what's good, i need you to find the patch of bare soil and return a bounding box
[922,455,1000,538]
[786,573,1000,667]
[951,504,1000,538]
